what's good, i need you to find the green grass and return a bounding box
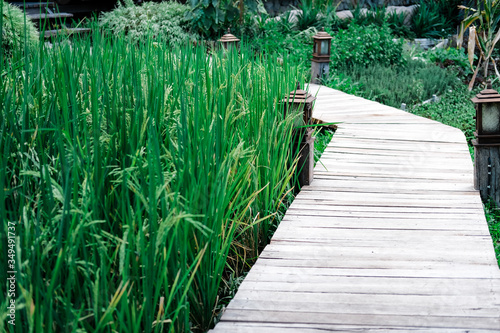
[483,201,500,267]
[314,128,335,165]
[0,29,306,332]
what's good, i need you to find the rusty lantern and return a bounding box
[312,27,332,63]
[282,82,316,125]
[472,80,500,145]
[218,28,240,50]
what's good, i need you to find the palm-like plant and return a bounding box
[459,0,500,89]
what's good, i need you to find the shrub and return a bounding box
[326,59,460,108]
[386,10,415,39]
[295,0,323,31]
[1,1,38,56]
[411,0,451,38]
[244,16,315,74]
[99,0,196,44]
[329,23,404,68]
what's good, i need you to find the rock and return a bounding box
[334,5,418,26]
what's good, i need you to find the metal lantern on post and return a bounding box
[282,83,317,187]
[311,27,332,84]
[218,28,240,50]
[472,80,500,204]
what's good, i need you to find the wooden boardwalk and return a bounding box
[212,84,500,332]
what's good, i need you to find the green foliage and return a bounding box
[244,15,315,74]
[329,23,404,68]
[350,3,387,27]
[428,0,464,28]
[484,199,500,267]
[1,1,38,56]
[313,128,335,164]
[409,84,476,143]
[99,0,196,44]
[426,47,473,78]
[187,0,258,39]
[411,0,452,38]
[326,60,460,108]
[295,0,323,31]
[459,0,500,87]
[386,10,415,39]
[0,30,304,332]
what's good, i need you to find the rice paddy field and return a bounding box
[0,31,306,332]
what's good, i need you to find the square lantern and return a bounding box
[471,81,500,145]
[312,28,332,63]
[281,82,317,126]
[218,28,240,50]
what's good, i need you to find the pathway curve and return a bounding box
[212,84,500,332]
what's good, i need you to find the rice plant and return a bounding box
[0,27,304,332]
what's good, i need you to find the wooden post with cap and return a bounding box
[472,80,500,204]
[281,83,317,187]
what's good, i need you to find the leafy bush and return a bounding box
[386,10,415,39]
[350,4,387,27]
[244,16,315,74]
[411,0,451,38]
[1,1,38,55]
[99,0,196,44]
[295,0,323,31]
[187,0,238,39]
[326,59,460,108]
[425,47,473,81]
[329,23,404,68]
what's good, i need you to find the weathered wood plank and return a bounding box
[227,298,500,318]
[219,309,500,330]
[213,321,500,333]
[247,263,499,279]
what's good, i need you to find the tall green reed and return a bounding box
[1,27,304,332]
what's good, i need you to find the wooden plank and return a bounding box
[287,202,484,214]
[277,217,489,232]
[248,263,499,279]
[219,309,500,330]
[236,278,500,296]
[297,189,480,200]
[227,298,500,318]
[10,2,55,9]
[44,28,91,38]
[213,321,500,332]
[27,13,73,20]
[322,146,472,158]
[293,197,483,208]
[282,208,485,220]
[304,180,475,192]
[231,290,500,308]
[260,243,494,261]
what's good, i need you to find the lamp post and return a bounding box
[472,80,500,204]
[282,83,317,187]
[218,28,240,50]
[311,27,332,84]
